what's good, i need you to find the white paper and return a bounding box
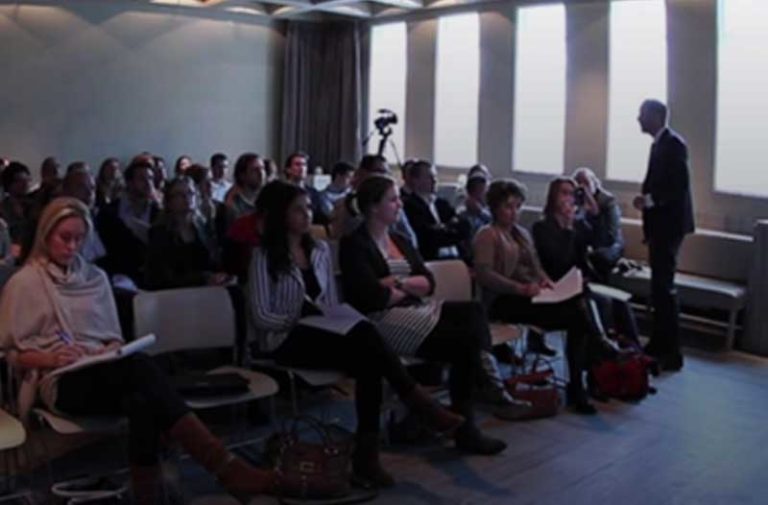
[49,334,157,378]
[532,268,583,304]
[299,304,367,335]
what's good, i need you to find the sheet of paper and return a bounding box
[532,267,583,304]
[299,304,367,335]
[49,334,157,378]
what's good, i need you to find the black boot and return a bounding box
[352,432,395,489]
[454,423,507,455]
[566,384,597,415]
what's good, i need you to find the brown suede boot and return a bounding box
[402,385,465,436]
[168,413,277,500]
[130,464,163,505]
[351,432,394,489]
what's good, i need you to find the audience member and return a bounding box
[95,157,123,209]
[224,153,264,219]
[473,179,607,414]
[339,175,513,446]
[282,151,309,186]
[0,162,33,249]
[458,174,491,241]
[572,167,624,280]
[97,160,160,286]
[534,176,641,348]
[402,160,469,261]
[632,99,694,371]
[316,161,353,223]
[174,155,192,177]
[151,156,167,193]
[30,157,61,197]
[145,177,228,290]
[61,165,106,264]
[248,181,465,487]
[187,164,229,246]
[263,158,277,183]
[0,197,276,501]
[210,153,232,203]
[329,155,418,248]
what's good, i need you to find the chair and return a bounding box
[133,286,279,411]
[424,260,523,347]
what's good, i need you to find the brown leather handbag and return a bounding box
[266,416,354,499]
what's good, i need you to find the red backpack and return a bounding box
[591,353,657,401]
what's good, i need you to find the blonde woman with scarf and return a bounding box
[0,197,275,504]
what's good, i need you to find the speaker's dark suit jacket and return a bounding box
[641,128,695,241]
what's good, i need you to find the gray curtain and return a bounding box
[280,21,366,172]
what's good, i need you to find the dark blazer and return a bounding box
[532,217,596,282]
[641,128,695,241]
[96,198,161,286]
[402,192,468,261]
[144,220,219,290]
[339,224,435,314]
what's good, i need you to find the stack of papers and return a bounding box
[532,268,583,304]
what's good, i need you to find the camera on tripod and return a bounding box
[374,109,398,135]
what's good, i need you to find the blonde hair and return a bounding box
[27,197,92,263]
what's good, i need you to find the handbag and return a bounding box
[266,416,354,500]
[504,358,560,419]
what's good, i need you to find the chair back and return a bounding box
[134,286,236,356]
[425,260,472,302]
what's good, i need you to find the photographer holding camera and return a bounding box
[572,167,624,282]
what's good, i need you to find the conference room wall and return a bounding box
[0,0,283,177]
[389,0,768,236]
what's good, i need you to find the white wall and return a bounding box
[376,0,768,236]
[0,0,283,178]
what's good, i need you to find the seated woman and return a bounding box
[145,176,232,290]
[0,197,274,504]
[533,176,640,345]
[338,175,514,444]
[473,179,606,415]
[248,181,469,488]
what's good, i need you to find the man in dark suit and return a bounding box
[632,99,695,371]
[402,160,469,261]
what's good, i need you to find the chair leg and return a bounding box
[726,309,738,351]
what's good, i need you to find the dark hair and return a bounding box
[152,155,165,167]
[2,161,30,191]
[408,159,433,180]
[124,159,154,182]
[486,179,527,221]
[234,153,261,186]
[263,159,276,179]
[162,176,195,210]
[40,157,59,176]
[355,175,397,217]
[210,153,227,167]
[468,164,489,178]
[186,164,210,186]
[358,154,388,174]
[174,155,192,174]
[256,180,315,281]
[66,161,88,175]
[284,151,309,169]
[465,175,488,195]
[331,161,354,180]
[543,176,576,218]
